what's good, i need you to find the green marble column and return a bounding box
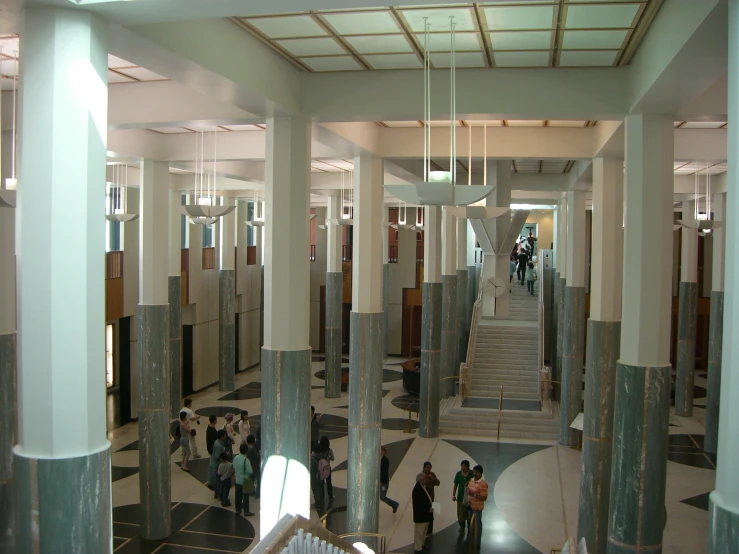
[14,447,112,553]
[554,276,565,399]
[560,286,585,446]
[219,270,236,391]
[137,304,171,540]
[260,266,264,365]
[606,364,670,554]
[0,333,16,551]
[457,269,468,363]
[467,265,476,318]
[675,281,698,416]
[577,320,621,554]
[709,494,739,554]
[704,291,724,454]
[551,272,562,386]
[383,264,389,358]
[441,275,458,398]
[347,312,383,536]
[420,282,442,438]
[168,277,182,418]
[325,272,342,399]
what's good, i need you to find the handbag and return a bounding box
[242,458,255,494]
[190,428,196,437]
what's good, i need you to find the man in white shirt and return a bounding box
[182,398,202,458]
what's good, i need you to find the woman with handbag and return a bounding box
[233,444,255,517]
[179,411,192,472]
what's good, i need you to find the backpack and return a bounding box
[173,421,181,438]
[318,458,331,481]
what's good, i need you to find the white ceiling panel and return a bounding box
[188,125,229,132]
[344,35,413,54]
[108,70,136,84]
[547,120,588,127]
[0,36,19,56]
[277,37,346,57]
[471,120,504,127]
[489,30,553,51]
[509,120,545,127]
[562,29,629,50]
[484,5,556,31]
[383,121,423,128]
[150,127,193,134]
[430,51,486,68]
[680,121,726,129]
[301,56,363,72]
[559,50,618,67]
[246,15,328,38]
[416,32,481,52]
[0,58,17,76]
[401,7,477,33]
[493,50,550,67]
[427,120,463,127]
[321,11,400,35]
[365,54,423,70]
[565,4,640,29]
[118,67,167,81]
[221,125,265,131]
[108,54,135,68]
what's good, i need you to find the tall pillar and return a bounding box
[137,160,171,540]
[441,208,458,398]
[466,219,477,322]
[481,161,512,318]
[607,115,674,554]
[577,158,624,554]
[551,207,560,383]
[709,4,739,547]
[260,117,311,538]
[219,198,236,391]
[559,190,586,446]
[347,154,384,539]
[457,217,469,363]
[675,201,698,416]
[419,206,442,437]
[325,194,342,399]
[0,185,16,552]
[704,192,725,454]
[13,9,113,552]
[168,192,182,417]
[382,205,390,358]
[554,200,568,393]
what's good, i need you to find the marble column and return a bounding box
[0,193,16,551]
[168,192,182,417]
[457,217,469,364]
[560,190,586,447]
[466,220,477,319]
[138,159,171,540]
[555,200,568,395]
[420,206,442,438]
[709,5,739,547]
[674,200,698,416]
[13,9,112,551]
[577,158,624,554]
[382,205,390,359]
[607,115,674,554]
[260,117,311,539]
[441,208,458,398]
[704,192,725,454]
[219,198,236,391]
[325,194,342,399]
[347,154,384,540]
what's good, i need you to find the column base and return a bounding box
[325,272,343,399]
[607,363,670,554]
[168,276,182,418]
[559,286,585,446]
[420,282,442,438]
[0,332,16,552]
[14,445,112,553]
[709,492,739,554]
[347,312,383,535]
[219,270,236,392]
[704,290,724,454]
[578,320,620,554]
[441,275,458,398]
[675,281,698,416]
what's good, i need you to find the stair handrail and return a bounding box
[460,287,483,399]
[250,513,366,554]
[537,253,547,401]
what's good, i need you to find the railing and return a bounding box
[251,514,364,554]
[459,288,483,400]
[388,244,398,263]
[538,254,546,401]
[496,385,504,440]
[106,251,123,279]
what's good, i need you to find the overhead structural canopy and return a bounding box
[0,190,16,208]
[384,181,495,207]
[106,213,138,223]
[469,209,529,256]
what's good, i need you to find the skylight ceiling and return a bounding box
[378,120,596,128]
[0,35,167,90]
[234,1,662,72]
[673,161,726,176]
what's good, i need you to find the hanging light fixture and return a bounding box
[246,194,265,228]
[415,206,425,230]
[391,200,416,230]
[105,164,139,222]
[0,47,17,208]
[182,129,235,223]
[677,164,723,233]
[384,17,494,207]
[329,169,353,226]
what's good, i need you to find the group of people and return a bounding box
[511,233,538,296]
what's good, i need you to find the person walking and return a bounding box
[223,413,238,455]
[238,410,250,446]
[416,462,440,537]
[206,415,218,456]
[179,411,192,472]
[412,473,434,553]
[310,437,332,515]
[181,398,202,458]
[525,261,538,296]
[233,444,255,517]
[452,459,474,534]
[246,435,261,499]
[379,446,399,513]
[216,452,235,507]
[467,464,489,550]
[208,430,228,491]
[310,406,323,452]
[324,437,335,501]
[526,231,538,256]
[516,249,529,286]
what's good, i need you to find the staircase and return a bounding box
[509,277,540,320]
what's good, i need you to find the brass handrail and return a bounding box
[339,532,386,554]
[460,287,483,399]
[496,385,504,440]
[319,505,348,528]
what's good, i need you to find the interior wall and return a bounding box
[387,228,418,355]
[310,207,327,350]
[236,200,262,370]
[524,209,554,252]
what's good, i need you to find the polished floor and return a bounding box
[108,359,714,553]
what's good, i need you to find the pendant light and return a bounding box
[182,129,235,223]
[391,201,416,230]
[246,194,265,228]
[677,164,723,233]
[384,17,494,207]
[105,163,139,222]
[329,169,353,226]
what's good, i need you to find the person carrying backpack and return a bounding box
[310,436,332,514]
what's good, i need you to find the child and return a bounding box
[525,261,538,297]
[217,452,235,507]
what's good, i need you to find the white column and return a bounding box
[559,198,569,282]
[712,194,726,292]
[327,195,342,273]
[139,161,170,305]
[382,205,389,265]
[552,207,559,270]
[168,192,181,277]
[566,191,586,288]
[352,156,383,312]
[457,217,467,271]
[680,200,698,282]
[219,197,235,271]
[0,208,14,334]
[466,219,476,267]
[590,158,624,321]
[425,207,442,283]
[442,209,456,276]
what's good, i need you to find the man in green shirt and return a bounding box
[452,459,474,533]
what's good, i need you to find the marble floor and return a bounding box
[108,358,714,553]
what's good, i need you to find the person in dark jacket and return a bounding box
[516,249,530,285]
[412,473,433,553]
[380,446,399,513]
[246,435,261,499]
[206,415,218,455]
